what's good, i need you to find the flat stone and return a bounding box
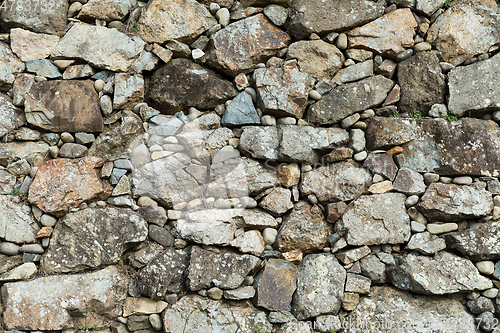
[292,253,346,320]
[10,28,60,62]
[58,143,88,158]
[324,147,353,163]
[62,64,95,80]
[417,182,493,221]
[0,42,25,91]
[28,157,107,217]
[136,0,216,43]
[0,94,25,140]
[388,251,493,295]
[130,50,160,73]
[0,141,49,167]
[300,161,371,202]
[24,80,103,133]
[113,73,144,110]
[406,232,446,255]
[444,221,500,261]
[287,0,384,40]
[393,167,426,195]
[254,259,298,311]
[253,61,314,119]
[122,297,168,317]
[0,262,37,282]
[205,14,290,76]
[333,59,374,84]
[427,223,458,234]
[77,0,136,21]
[348,9,417,59]
[345,273,371,294]
[364,153,398,181]
[368,180,394,194]
[259,187,294,216]
[0,195,37,244]
[241,209,278,229]
[276,201,332,253]
[221,92,261,127]
[187,246,261,291]
[229,230,265,256]
[309,75,394,125]
[1,266,128,330]
[51,23,145,71]
[146,58,237,113]
[337,193,411,246]
[25,59,61,78]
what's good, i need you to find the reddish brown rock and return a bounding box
[377,59,397,79]
[254,259,298,311]
[327,202,348,224]
[324,148,353,163]
[259,187,294,216]
[276,163,301,187]
[77,0,136,21]
[28,157,107,217]
[24,80,103,133]
[36,226,53,238]
[206,14,290,76]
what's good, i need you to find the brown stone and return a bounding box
[276,163,301,187]
[259,187,294,216]
[342,292,359,311]
[28,157,107,217]
[24,80,103,133]
[152,43,173,64]
[387,146,404,154]
[282,250,303,264]
[254,259,298,311]
[327,202,348,224]
[206,14,290,76]
[363,153,398,181]
[77,0,136,21]
[324,147,353,163]
[36,226,53,238]
[377,59,397,79]
[348,9,417,59]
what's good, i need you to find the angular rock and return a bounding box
[51,23,145,71]
[0,170,16,194]
[276,201,332,253]
[444,221,500,261]
[254,259,298,311]
[348,9,417,59]
[345,286,479,333]
[417,0,447,16]
[78,0,136,21]
[300,161,371,203]
[417,182,493,221]
[0,262,37,283]
[345,273,371,294]
[163,295,271,332]
[122,297,168,317]
[24,80,103,133]
[40,207,147,274]
[0,0,68,36]
[62,64,95,80]
[146,58,237,113]
[309,75,394,125]
[25,59,62,78]
[398,51,446,115]
[292,253,346,320]
[0,94,25,139]
[0,195,37,244]
[113,73,144,110]
[223,286,255,300]
[206,14,290,76]
[360,255,387,284]
[136,0,217,43]
[0,42,25,91]
[337,193,411,246]
[406,232,447,255]
[137,247,190,298]
[448,52,500,117]
[393,167,426,195]
[254,61,314,119]
[10,28,60,62]
[242,209,278,229]
[221,92,261,127]
[287,0,384,40]
[28,157,107,217]
[259,187,294,216]
[230,230,265,256]
[130,50,159,73]
[0,141,49,167]
[187,246,261,291]
[426,0,500,66]
[388,252,493,295]
[363,153,398,181]
[239,125,349,164]
[1,266,128,330]
[333,59,374,84]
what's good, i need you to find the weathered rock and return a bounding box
[136,0,216,43]
[0,262,37,282]
[333,59,374,84]
[336,246,371,265]
[1,266,128,330]
[393,167,426,195]
[78,0,136,21]
[286,40,344,80]
[239,125,349,164]
[448,52,500,117]
[24,80,102,132]
[137,247,190,298]
[40,207,147,274]
[242,209,278,230]
[398,51,446,115]
[301,161,371,203]
[0,42,25,91]
[25,59,62,78]
[345,273,371,294]
[309,75,394,125]
[444,221,500,261]
[388,252,493,295]
[28,157,107,217]
[365,117,500,177]
[58,143,88,158]
[122,297,168,317]
[62,64,95,80]
[128,242,165,269]
[417,0,447,16]
[230,230,265,256]
[0,0,68,36]
[276,201,332,253]
[0,195,37,244]
[345,286,479,333]
[0,141,49,168]
[426,0,500,66]
[292,253,346,320]
[259,187,294,216]
[113,73,144,110]
[163,295,271,332]
[221,92,261,127]
[337,193,411,246]
[187,246,261,291]
[206,14,290,76]
[0,170,16,194]
[254,259,298,311]
[10,28,60,62]
[406,232,447,255]
[130,50,160,73]
[146,58,237,113]
[253,61,314,119]
[0,94,25,139]
[51,23,145,71]
[287,0,384,40]
[348,9,417,59]
[360,255,387,284]
[417,182,493,221]
[363,153,398,181]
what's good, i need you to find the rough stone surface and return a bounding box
[221,92,261,127]
[0,195,37,244]
[444,221,500,261]
[10,28,60,62]
[363,153,398,181]
[309,75,394,125]
[254,259,298,311]
[229,230,265,256]
[78,0,137,21]
[0,94,25,139]
[388,252,493,295]
[393,167,426,195]
[0,42,25,91]
[113,73,144,110]
[337,193,411,246]
[0,141,49,167]
[406,232,447,255]
[292,253,346,320]
[259,187,294,216]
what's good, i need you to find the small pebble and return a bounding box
[94,79,105,92]
[60,132,74,143]
[277,117,296,125]
[137,196,158,207]
[68,2,82,17]
[353,151,367,161]
[483,288,498,298]
[405,195,419,207]
[476,261,495,275]
[453,176,473,185]
[309,90,322,100]
[336,33,347,50]
[40,214,57,227]
[209,3,220,15]
[149,314,162,331]
[261,115,276,126]
[411,221,426,233]
[413,42,432,52]
[263,228,278,245]
[440,176,453,184]
[424,173,440,185]
[426,223,458,234]
[396,49,413,62]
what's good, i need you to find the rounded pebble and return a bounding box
[216,8,230,27]
[261,115,276,126]
[413,42,432,52]
[263,228,278,245]
[309,90,321,100]
[94,79,105,92]
[396,49,413,62]
[353,151,368,161]
[60,132,75,143]
[0,242,21,255]
[40,214,57,227]
[452,176,473,185]
[277,117,296,125]
[411,221,426,233]
[424,172,440,185]
[20,243,44,254]
[137,196,158,207]
[405,195,419,207]
[68,2,82,17]
[426,223,458,234]
[209,3,220,15]
[476,261,495,275]
[483,288,499,298]
[149,314,162,331]
[336,33,347,50]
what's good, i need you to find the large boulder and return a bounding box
[0,94,25,139]
[0,195,37,244]
[444,221,500,261]
[9,28,60,62]
[40,208,148,274]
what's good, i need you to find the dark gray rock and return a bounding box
[254,259,298,311]
[221,92,261,127]
[444,221,500,261]
[363,153,398,181]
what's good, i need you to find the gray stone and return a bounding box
[309,75,394,125]
[113,73,144,110]
[0,141,49,167]
[6,159,30,177]
[25,59,61,79]
[0,242,21,256]
[360,255,387,284]
[393,167,426,195]
[417,0,447,16]
[223,286,255,300]
[406,232,446,255]
[444,221,500,261]
[0,42,25,91]
[58,143,88,158]
[277,321,312,333]
[467,297,494,314]
[77,0,137,21]
[336,246,371,265]
[0,195,37,244]
[388,252,493,295]
[148,225,174,247]
[221,92,261,127]
[254,259,298,311]
[137,205,167,227]
[259,187,294,216]
[337,193,411,246]
[364,153,398,181]
[229,230,265,256]
[333,59,374,84]
[292,253,346,320]
[0,262,37,282]
[263,4,288,26]
[345,273,371,294]
[0,94,25,139]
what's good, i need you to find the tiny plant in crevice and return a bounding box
[390,110,400,118]
[442,110,458,121]
[10,187,24,197]
[253,324,266,333]
[443,0,454,9]
[128,27,137,33]
[408,112,424,119]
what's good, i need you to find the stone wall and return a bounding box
[1,0,500,332]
